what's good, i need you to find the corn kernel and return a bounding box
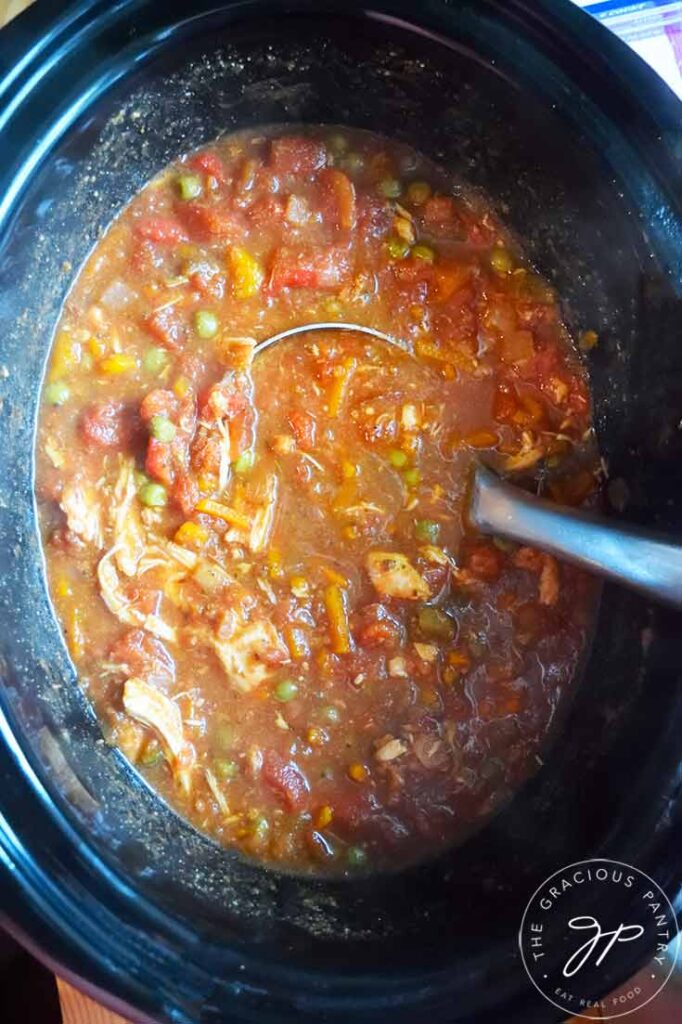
[341,460,357,479]
[448,650,471,672]
[99,353,137,375]
[267,549,284,579]
[173,375,190,398]
[174,521,208,547]
[307,727,326,747]
[55,576,72,599]
[348,762,368,783]
[315,805,333,829]
[88,336,107,359]
[290,575,309,598]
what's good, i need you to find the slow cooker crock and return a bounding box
[0,2,681,1022]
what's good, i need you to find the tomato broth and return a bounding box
[37,128,598,874]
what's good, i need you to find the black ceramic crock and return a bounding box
[0,2,681,1022]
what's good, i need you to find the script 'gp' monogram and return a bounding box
[519,859,679,1020]
[563,917,645,978]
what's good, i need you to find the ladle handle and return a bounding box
[470,465,682,608]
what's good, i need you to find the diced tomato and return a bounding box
[228,408,256,458]
[188,150,225,183]
[146,437,175,486]
[493,383,519,425]
[329,789,375,833]
[421,195,462,237]
[354,604,403,648]
[270,136,327,177]
[172,473,199,517]
[262,750,310,811]
[189,267,226,301]
[269,245,353,293]
[140,389,178,422]
[433,260,472,303]
[133,217,187,244]
[357,194,393,239]
[144,306,186,350]
[287,409,316,449]
[175,201,246,242]
[392,258,435,288]
[79,401,134,450]
[109,630,175,683]
[463,541,504,582]
[190,431,221,476]
[130,239,164,275]
[199,376,250,423]
[318,168,357,231]
[247,195,286,229]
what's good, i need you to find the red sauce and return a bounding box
[37,128,598,874]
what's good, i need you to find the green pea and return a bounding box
[274,679,299,703]
[44,381,70,406]
[417,606,455,641]
[322,705,341,724]
[327,133,349,155]
[342,152,365,175]
[403,467,421,488]
[415,519,440,544]
[233,449,255,474]
[177,173,203,200]
[388,448,408,469]
[412,244,435,263]
[347,845,368,868]
[490,246,513,274]
[214,758,239,780]
[385,237,410,260]
[143,347,169,374]
[138,481,167,508]
[149,415,176,442]
[194,309,219,339]
[379,177,402,199]
[213,721,234,752]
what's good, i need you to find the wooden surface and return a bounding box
[57,978,130,1024]
[0,0,31,28]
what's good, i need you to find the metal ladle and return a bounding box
[254,322,682,608]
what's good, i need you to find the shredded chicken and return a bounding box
[419,544,455,567]
[123,677,194,794]
[388,656,407,678]
[249,474,278,554]
[60,481,103,547]
[97,549,176,642]
[204,767,230,815]
[211,619,289,693]
[401,403,420,431]
[214,335,257,370]
[375,737,408,762]
[111,459,145,576]
[539,555,560,606]
[513,546,560,606]
[414,642,437,662]
[366,551,430,601]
